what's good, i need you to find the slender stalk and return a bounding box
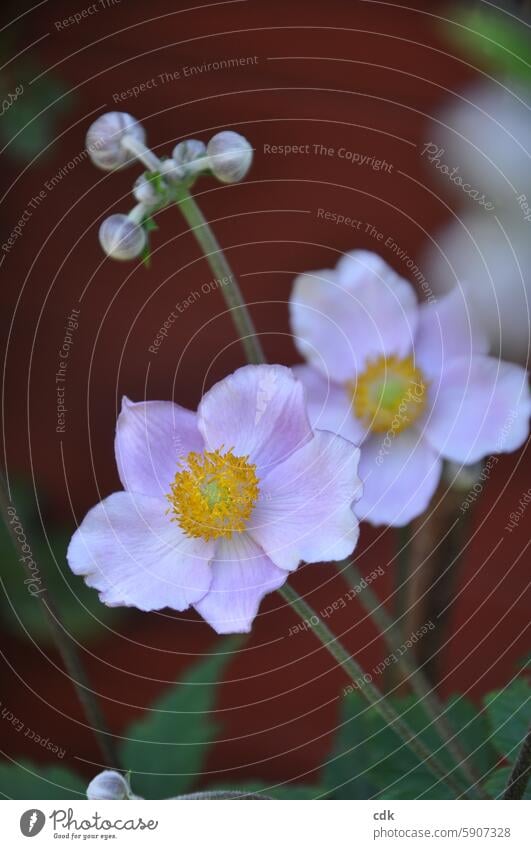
[121,139,472,797]
[0,469,119,770]
[121,134,161,172]
[340,558,487,797]
[394,524,411,638]
[175,790,272,800]
[121,137,265,365]
[279,584,468,798]
[170,193,470,797]
[174,185,265,365]
[405,479,473,683]
[503,725,531,800]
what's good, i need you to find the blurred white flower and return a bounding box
[422,211,531,366]
[433,82,531,206]
[423,81,531,365]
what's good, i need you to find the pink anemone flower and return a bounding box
[67,365,362,633]
[290,251,530,527]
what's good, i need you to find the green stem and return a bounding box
[503,724,531,800]
[394,524,411,638]
[174,186,265,365]
[122,137,265,366]
[146,161,471,798]
[406,478,473,684]
[340,559,486,797]
[0,469,120,770]
[279,584,468,798]
[175,790,272,800]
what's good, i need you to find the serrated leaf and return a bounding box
[445,695,497,777]
[323,693,379,799]
[0,761,86,800]
[121,638,240,799]
[484,765,531,800]
[324,691,494,800]
[484,677,530,762]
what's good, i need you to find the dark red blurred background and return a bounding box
[0,0,529,790]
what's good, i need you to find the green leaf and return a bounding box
[142,215,159,233]
[140,241,152,268]
[445,695,496,778]
[0,761,86,800]
[323,693,379,799]
[206,780,326,799]
[0,67,71,161]
[484,677,530,762]
[0,483,121,643]
[324,691,495,800]
[445,9,531,81]
[325,692,447,799]
[484,766,531,800]
[121,638,240,799]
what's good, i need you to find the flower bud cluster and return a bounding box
[86,112,253,260]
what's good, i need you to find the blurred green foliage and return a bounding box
[0,652,528,800]
[0,43,71,161]
[0,482,121,643]
[0,762,86,800]
[446,7,531,81]
[121,638,241,799]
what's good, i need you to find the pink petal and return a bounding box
[356,431,442,527]
[415,287,490,379]
[293,364,367,445]
[197,364,313,476]
[290,251,418,383]
[423,356,530,464]
[194,533,287,634]
[115,397,203,498]
[249,430,362,570]
[67,492,213,611]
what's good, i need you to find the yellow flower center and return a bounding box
[166,448,259,541]
[347,355,427,434]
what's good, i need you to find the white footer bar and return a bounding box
[3,799,530,848]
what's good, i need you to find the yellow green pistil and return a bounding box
[166,448,259,541]
[347,354,428,433]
